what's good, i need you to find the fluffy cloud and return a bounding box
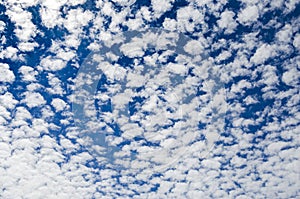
[0,0,299,198]
[238,5,259,25]
[0,63,15,84]
[19,66,38,82]
[217,10,238,34]
[250,44,276,65]
[282,68,300,87]
[21,92,46,108]
[51,98,67,112]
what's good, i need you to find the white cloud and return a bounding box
[111,0,136,6]
[216,50,232,62]
[238,5,259,25]
[21,92,46,108]
[64,8,94,34]
[0,92,18,110]
[217,10,238,34]
[276,24,292,43]
[51,98,67,112]
[163,18,177,31]
[0,63,15,84]
[5,6,37,42]
[293,33,300,49]
[282,68,299,87]
[19,65,38,82]
[67,0,86,6]
[120,39,146,58]
[250,44,276,65]
[151,0,174,18]
[284,0,300,13]
[39,0,66,28]
[46,73,64,95]
[266,141,289,154]
[0,20,5,32]
[40,57,66,71]
[0,105,11,121]
[177,6,204,32]
[3,0,39,8]
[126,72,146,88]
[0,1,299,198]
[166,63,187,75]
[184,39,204,55]
[18,42,39,52]
[26,83,43,91]
[0,46,19,61]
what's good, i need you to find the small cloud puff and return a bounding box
[21,92,46,108]
[238,5,259,25]
[0,63,15,84]
[51,98,67,112]
[19,66,38,82]
[217,10,238,34]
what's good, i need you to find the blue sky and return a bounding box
[0,0,299,198]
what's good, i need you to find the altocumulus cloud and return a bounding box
[0,0,299,198]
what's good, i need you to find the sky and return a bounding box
[0,0,299,198]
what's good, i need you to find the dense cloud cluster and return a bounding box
[0,0,299,198]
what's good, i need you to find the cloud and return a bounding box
[237,5,259,25]
[184,39,205,55]
[0,20,6,32]
[21,92,46,108]
[250,44,276,65]
[19,66,38,82]
[282,67,300,87]
[0,63,15,84]
[217,10,238,34]
[51,98,67,112]
[177,6,204,32]
[151,0,174,18]
[0,47,19,61]
[293,33,300,49]
[0,0,299,198]
[40,57,66,71]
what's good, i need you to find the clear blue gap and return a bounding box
[224,0,241,12]
[117,55,134,68]
[128,96,146,116]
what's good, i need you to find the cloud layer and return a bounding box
[0,0,299,198]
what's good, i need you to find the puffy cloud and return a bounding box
[276,24,293,43]
[0,20,5,32]
[51,98,67,112]
[5,5,37,42]
[217,10,238,34]
[39,0,66,28]
[163,18,177,31]
[0,63,15,84]
[184,39,205,55]
[151,0,174,18]
[40,57,66,71]
[250,44,276,65]
[282,68,300,87]
[0,92,18,110]
[0,0,299,198]
[21,92,46,108]
[18,42,39,52]
[238,5,259,25]
[0,47,19,61]
[19,66,38,82]
[177,6,204,32]
[293,33,300,49]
